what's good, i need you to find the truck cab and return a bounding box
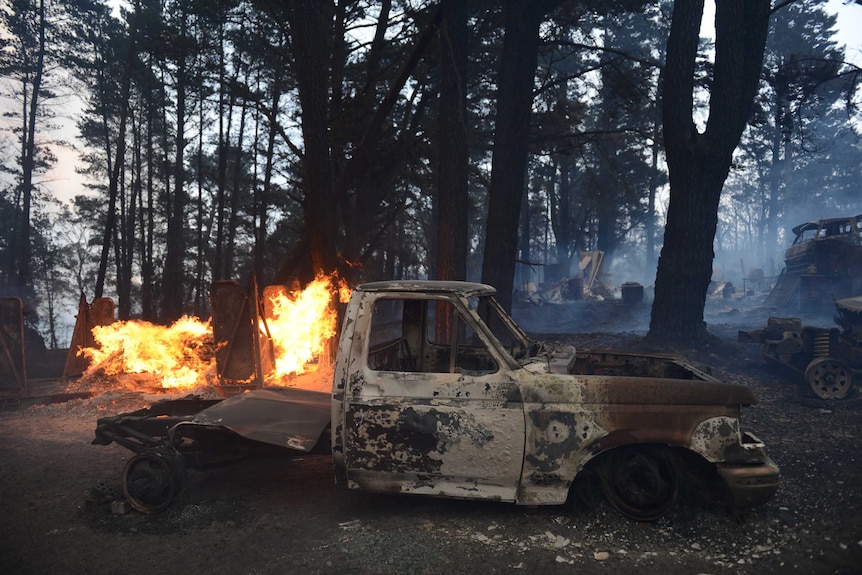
[332,281,779,520]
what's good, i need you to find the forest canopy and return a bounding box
[0,0,860,347]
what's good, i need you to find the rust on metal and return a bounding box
[765,214,862,310]
[96,279,780,519]
[739,295,861,399]
[210,276,275,388]
[62,294,115,378]
[332,281,779,512]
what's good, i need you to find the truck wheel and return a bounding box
[122,446,186,514]
[600,446,678,521]
[805,357,854,399]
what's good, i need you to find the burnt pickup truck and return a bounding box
[94,281,779,520]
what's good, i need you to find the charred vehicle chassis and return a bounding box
[95,281,779,521]
[739,296,862,399]
[93,389,332,513]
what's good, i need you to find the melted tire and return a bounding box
[600,446,679,521]
[122,447,186,514]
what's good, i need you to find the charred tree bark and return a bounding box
[286,0,339,278]
[161,11,189,322]
[13,0,47,298]
[95,0,138,301]
[648,0,770,342]
[481,0,561,312]
[435,0,468,284]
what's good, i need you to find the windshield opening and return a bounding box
[468,295,534,360]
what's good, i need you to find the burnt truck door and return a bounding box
[341,291,526,501]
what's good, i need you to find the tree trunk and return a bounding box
[256,71,284,283]
[118,115,140,320]
[434,0,468,284]
[646,112,660,270]
[226,91,249,278]
[287,0,339,277]
[161,12,189,322]
[648,0,770,342]
[15,0,47,298]
[481,0,561,312]
[140,82,156,321]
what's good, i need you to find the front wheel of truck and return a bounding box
[600,446,679,521]
[122,446,187,514]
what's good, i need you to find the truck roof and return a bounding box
[791,214,862,235]
[355,280,496,297]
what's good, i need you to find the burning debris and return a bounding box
[94,280,779,521]
[79,316,217,390]
[66,274,348,396]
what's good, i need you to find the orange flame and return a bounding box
[264,274,349,380]
[78,273,351,392]
[82,316,214,389]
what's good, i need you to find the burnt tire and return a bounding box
[805,357,854,399]
[600,446,678,521]
[122,446,186,514]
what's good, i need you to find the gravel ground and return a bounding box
[0,300,860,574]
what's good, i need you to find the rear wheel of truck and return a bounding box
[122,446,187,514]
[600,446,678,521]
[805,357,854,399]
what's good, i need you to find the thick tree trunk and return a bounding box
[481,0,538,311]
[287,0,339,278]
[435,0,468,284]
[648,0,770,342]
[481,0,561,312]
[161,14,188,322]
[15,0,47,298]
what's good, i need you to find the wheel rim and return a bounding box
[805,357,853,399]
[122,448,185,513]
[601,447,678,521]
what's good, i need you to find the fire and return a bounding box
[264,275,343,379]
[75,273,351,393]
[82,316,215,389]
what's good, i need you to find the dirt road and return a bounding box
[1,323,860,574]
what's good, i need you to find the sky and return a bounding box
[12,0,862,209]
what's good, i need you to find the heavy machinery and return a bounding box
[764,215,862,311]
[739,295,862,399]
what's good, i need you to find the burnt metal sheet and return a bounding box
[211,277,275,385]
[192,387,331,451]
[837,295,862,314]
[356,280,496,298]
[63,295,115,378]
[0,297,26,395]
[211,280,254,381]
